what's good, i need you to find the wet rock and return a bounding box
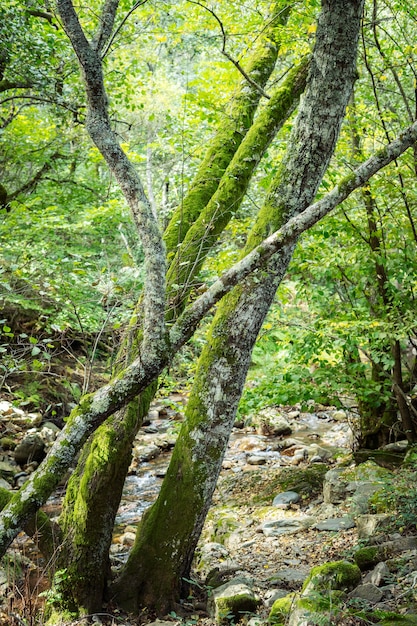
[14,433,45,466]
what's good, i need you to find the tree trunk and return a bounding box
[49,3,295,615]
[113,0,365,613]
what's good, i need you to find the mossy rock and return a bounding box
[216,464,328,507]
[354,546,380,570]
[268,593,296,625]
[211,580,260,624]
[302,561,361,594]
[0,437,16,451]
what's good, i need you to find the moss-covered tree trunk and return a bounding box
[50,4,296,616]
[113,0,365,614]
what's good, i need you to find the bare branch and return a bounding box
[170,120,417,350]
[187,0,271,99]
[101,0,149,60]
[57,0,166,354]
[1,119,416,556]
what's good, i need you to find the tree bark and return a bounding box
[113,0,365,614]
[49,4,296,615]
[0,110,415,562]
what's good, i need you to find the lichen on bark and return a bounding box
[115,0,365,614]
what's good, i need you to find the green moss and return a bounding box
[216,591,260,624]
[302,561,361,593]
[353,546,379,570]
[0,437,16,450]
[268,593,297,624]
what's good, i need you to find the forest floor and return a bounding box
[1,398,415,626]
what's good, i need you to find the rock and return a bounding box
[268,567,310,586]
[120,532,136,545]
[286,561,361,626]
[356,514,393,538]
[261,519,307,537]
[382,440,408,452]
[13,433,46,466]
[314,516,355,531]
[363,561,391,586]
[323,469,349,504]
[237,436,267,452]
[349,582,383,603]
[209,578,260,624]
[0,437,16,450]
[302,561,361,594]
[268,593,296,625]
[0,460,18,481]
[0,477,12,490]
[255,409,292,437]
[264,589,291,608]
[287,411,300,419]
[332,410,347,421]
[354,537,417,570]
[272,491,300,507]
[247,455,267,466]
[306,444,332,461]
[133,443,161,462]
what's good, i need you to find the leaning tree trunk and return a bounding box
[50,3,296,616]
[53,59,308,619]
[113,0,365,614]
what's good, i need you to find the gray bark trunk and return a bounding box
[113,0,365,614]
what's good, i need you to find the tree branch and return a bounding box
[187,0,271,99]
[0,119,415,558]
[57,0,166,353]
[170,120,417,349]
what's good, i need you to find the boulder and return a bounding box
[209,577,260,624]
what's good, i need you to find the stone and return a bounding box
[14,433,45,466]
[332,410,347,421]
[247,455,267,466]
[356,514,392,539]
[264,589,291,608]
[255,409,292,437]
[0,477,12,490]
[272,491,300,507]
[269,567,310,585]
[261,519,306,537]
[314,516,355,531]
[209,578,260,624]
[268,593,297,625]
[349,583,383,603]
[323,469,349,504]
[364,561,391,586]
[0,460,18,480]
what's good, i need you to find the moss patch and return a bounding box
[268,593,296,624]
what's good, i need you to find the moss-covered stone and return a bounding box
[354,546,380,570]
[212,580,260,624]
[268,593,297,624]
[302,561,361,594]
